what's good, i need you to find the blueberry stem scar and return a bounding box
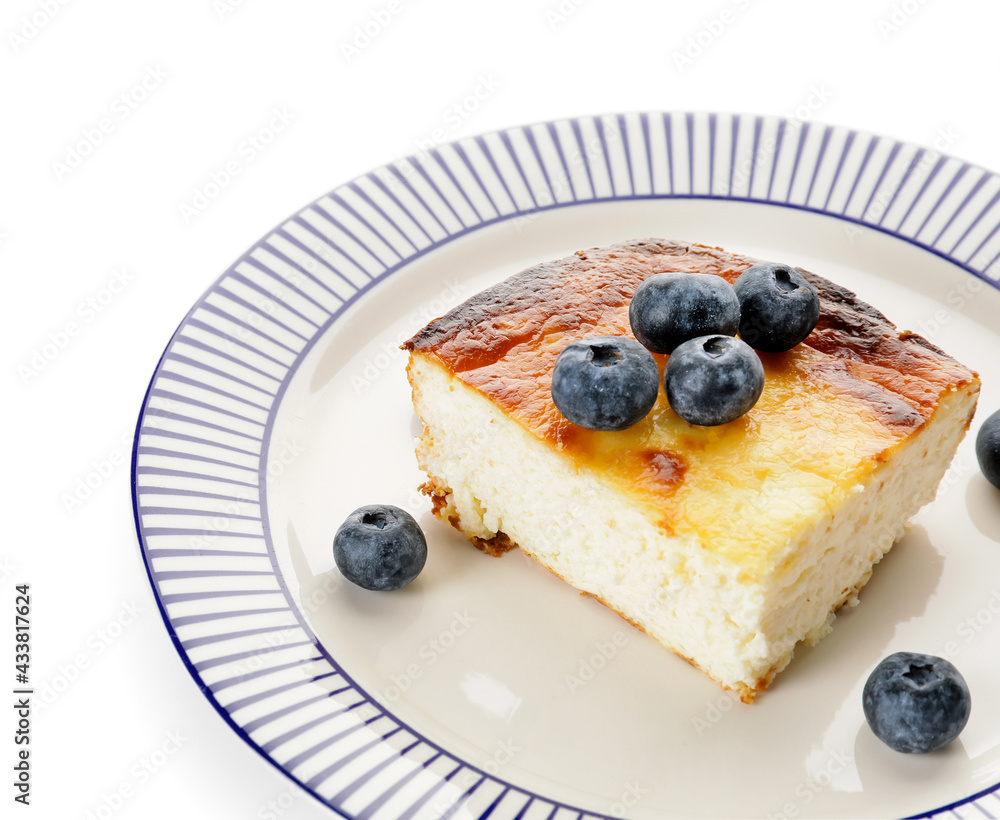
[702,337,728,357]
[362,512,389,529]
[903,663,936,686]
[589,345,622,366]
[774,268,799,293]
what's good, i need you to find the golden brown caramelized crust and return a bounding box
[404,239,974,427]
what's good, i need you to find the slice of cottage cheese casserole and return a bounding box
[403,239,980,702]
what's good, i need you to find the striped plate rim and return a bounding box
[132,111,1000,820]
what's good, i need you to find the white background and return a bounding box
[3,0,1000,818]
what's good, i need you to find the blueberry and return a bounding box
[733,262,820,352]
[664,335,764,426]
[629,272,741,354]
[551,336,659,431]
[976,408,1000,490]
[333,505,427,591]
[863,652,971,754]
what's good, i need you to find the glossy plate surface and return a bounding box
[132,112,1000,819]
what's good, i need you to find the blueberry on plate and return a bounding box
[863,652,971,754]
[629,272,741,354]
[733,262,820,352]
[334,505,427,591]
[551,336,659,431]
[976,408,1000,490]
[664,335,764,426]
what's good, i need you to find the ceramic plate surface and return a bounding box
[132,112,1000,819]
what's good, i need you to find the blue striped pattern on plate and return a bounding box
[132,111,1000,820]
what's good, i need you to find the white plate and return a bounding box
[132,112,1000,819]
